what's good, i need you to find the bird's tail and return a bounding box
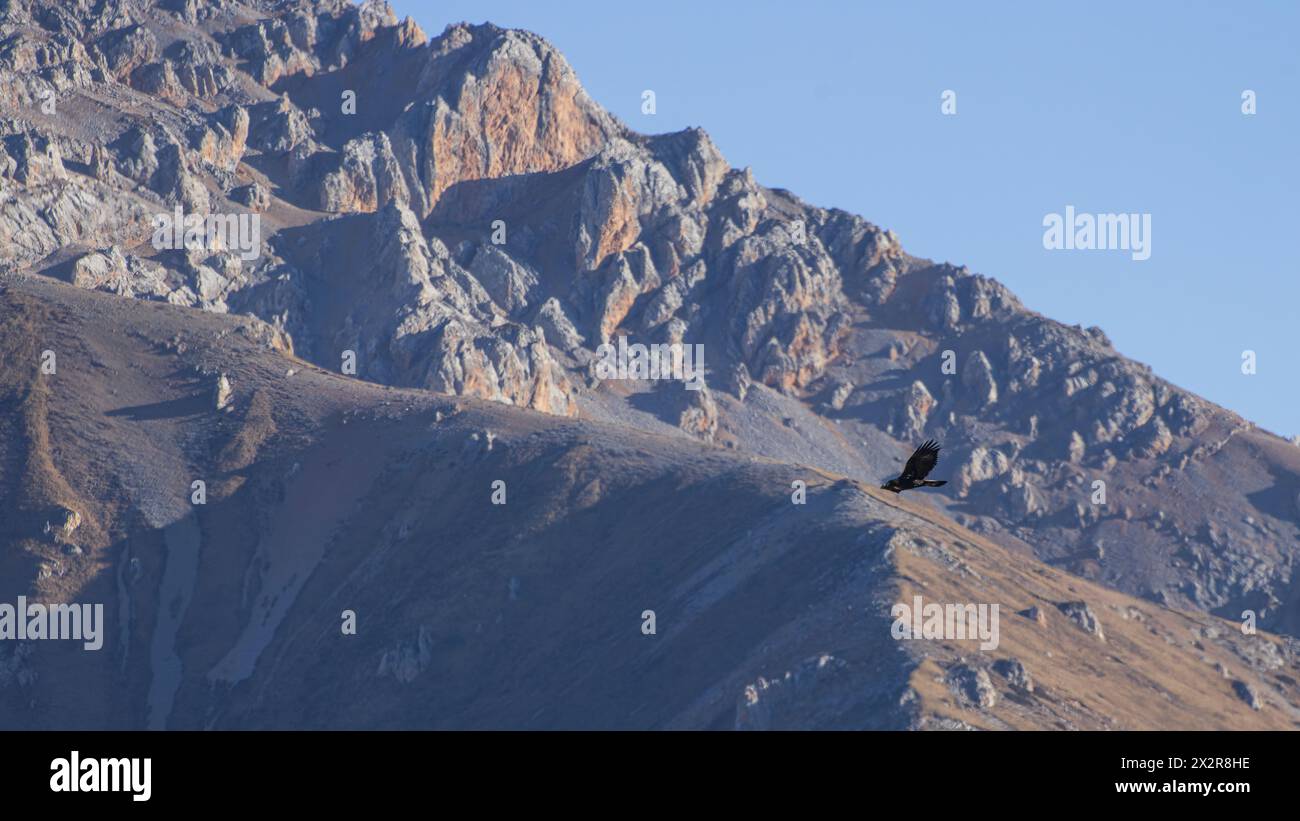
[922,480,947,487]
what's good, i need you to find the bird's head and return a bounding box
[881,479,900,493]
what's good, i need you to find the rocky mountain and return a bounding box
[1,0,1298,729]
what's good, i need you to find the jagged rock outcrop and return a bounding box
[233,181,270,212]
[466,244,538,316]
[69,246,129,289]
[676,383,718,443]
[896,380,933,437]
[247,96,314,154]
[961,350,998,408]
[534,297,584,353]
[2,132,65,184]
[109,125,208,210]
[132,46,233,101]
[190,105,249,174]
[314,131,409,213]
[387,22,625,216]
[97,24,158,80]
[265,201,580,415]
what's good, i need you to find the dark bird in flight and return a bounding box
[881,440,947,493]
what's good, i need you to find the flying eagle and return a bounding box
[881,440,947,493]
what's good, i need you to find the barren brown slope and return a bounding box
[861,485,1300,730]
[2,273,1296,729]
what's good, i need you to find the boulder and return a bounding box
[947,663,998,709]
[992,658,1034,692]
[1057,601,1104,641]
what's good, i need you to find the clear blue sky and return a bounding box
[394,0,1299,438]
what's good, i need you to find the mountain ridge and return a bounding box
[3,272,1297,729]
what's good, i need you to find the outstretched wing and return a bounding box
[901,440,940,481]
